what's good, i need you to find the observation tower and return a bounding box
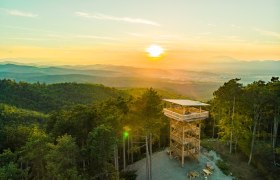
[163,99,209,167]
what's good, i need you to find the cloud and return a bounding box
[0,25,53,33]
[75,12,160,26]
[230,24,241,29]
[4,37,48,41]
[75,35,119,41]
[1,8,38,18]
[47,33,120,41]
[207,23,216,27]
[1,25,119,42]
[254,28,280,39]
[127,32,145,37]
[222,35,245,42]
[197,32,211,35]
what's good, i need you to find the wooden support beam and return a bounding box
[198,123,201,153]
[181,125,184,167]
[169,116,202,167]
[169,118,172,159]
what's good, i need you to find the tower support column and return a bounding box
[181,125,184,167]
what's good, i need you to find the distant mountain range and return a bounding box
[0,60,279,100]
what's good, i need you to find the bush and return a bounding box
[216,160,230,175]
[201,139,214,151]
[120,170,137,180]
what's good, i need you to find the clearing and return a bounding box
[127,148,232,180]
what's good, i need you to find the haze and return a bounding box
[0,0,279,68]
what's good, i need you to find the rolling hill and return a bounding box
[0,61,279,100]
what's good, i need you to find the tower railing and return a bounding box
[163,108,209,121]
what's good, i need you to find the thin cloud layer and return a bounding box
[75,12,160,26]
[75,35,118,41]
[1,8,38,18]
[254,28,280,39]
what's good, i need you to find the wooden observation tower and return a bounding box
[163,99,209,167]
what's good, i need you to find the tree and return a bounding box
[0,79,122,113]
[135,88,164,180]
[45,134,79,179]
[245,81,270,165]
[213,79,243,153]
[87,124,118,179]
[20,127,51,179]
[47,105,101,172]
[0,162,28,180]
[0,149,28,179]
[210,77,280,172]
[267,77,280,165]
[97,97,129,177]
[0,149,16,167]
[48,105,100,147]
[2,125,34,152]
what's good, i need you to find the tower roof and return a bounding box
[163,99,209,106]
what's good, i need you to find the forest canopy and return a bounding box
[0,78,279,179]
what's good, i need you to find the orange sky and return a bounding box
[1,0,280,68]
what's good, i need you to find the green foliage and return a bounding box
[0,77,279,179]
[139,88,163,119]
[1,80,167,179]
[0,162,28,180]
[45,134,79,179]
[211,79,274,152]
[216,160,230,175]
[0,79,123,113]
[20,127,51,179]
[120,170,137,180]
[0,149,28,180]
[209,77,280,177]
[120,87,186,99]
[0,103,47,124]
[200,140,214,151]
[47,105,100,146]
[134,88,165,133]
[0,149,16,167]
[87,125,117,169]
[213,78,242,103]
[1,124,35,151]
[276,148,280,154]
[96,97,129,134]
[0,103,48,151]
[86,124,118,179]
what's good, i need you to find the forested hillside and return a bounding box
[0,78,279,179]
[0,79,123,113]
[0,104,48,151]
[0,81,168,179]
[119,87,187,99]
[2,63,279,100]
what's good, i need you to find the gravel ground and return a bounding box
[127,149,233,180]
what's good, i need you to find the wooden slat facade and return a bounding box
[165,102,208,167]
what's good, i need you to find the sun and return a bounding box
[146,44,164,58]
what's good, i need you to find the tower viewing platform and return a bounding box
[163,99,209,122]
[163,99,209,167]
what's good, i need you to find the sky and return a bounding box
[0,0,280,68]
